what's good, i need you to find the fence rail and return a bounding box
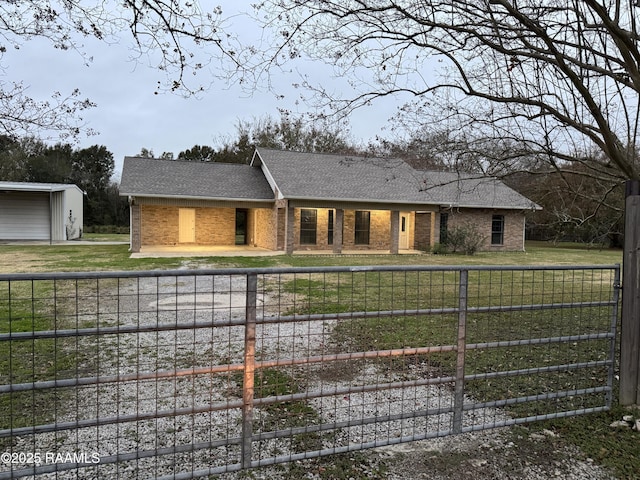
[0,264,620,479]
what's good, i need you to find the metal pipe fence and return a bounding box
[0,264,620,479]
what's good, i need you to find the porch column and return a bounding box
[431,211,437,246]
[130,203,141,253]
[333,209,344,254]
[285,205,295,254]
[390,210,400,254]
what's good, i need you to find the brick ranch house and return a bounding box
[119,148,540,254]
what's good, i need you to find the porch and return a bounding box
[131,245,425,258]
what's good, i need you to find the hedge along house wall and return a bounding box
[441,208,526,252]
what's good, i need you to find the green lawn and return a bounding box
[0,240,622,274]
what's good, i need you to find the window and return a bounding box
[355,211,370,245]
[439,213,449,244]
[491,215,505,245]
[300,209,317,244]
[328,210,334,245]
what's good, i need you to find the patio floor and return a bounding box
[131,245,425,258]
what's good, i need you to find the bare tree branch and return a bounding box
[0,0,244,140]
[253,0,640,179]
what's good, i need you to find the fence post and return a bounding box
[620,180,640,406]
[608,265,622,408]
[241,273,258,468]
[453,269,468,433]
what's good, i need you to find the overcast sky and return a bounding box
[5,1,401,181]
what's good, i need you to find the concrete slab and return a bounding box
[0,240,129,246]
[131,245,283,258]
[130,245,425,258]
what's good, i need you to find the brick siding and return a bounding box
[414,212,432,251]
[442,209,525,251]
[290,208,393,251]
[134,203,525,253]
[252,207,277,250]
[140,205,236,246]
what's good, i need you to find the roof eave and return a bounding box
[0,183,82,193]
[122,193,275,203]
[441,203,543,210]
[285,195,541,210]
[285,195,434,205]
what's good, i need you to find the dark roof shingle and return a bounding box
[119,151,539,210]
[119,157,274,201]
[254,148,539,209]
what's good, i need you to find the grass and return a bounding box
[0,238,622,274]
[0,244,188,273]
[535,403,640,478]
[0,281,92,438]
[81,233,130,242]
[230,368,390,479]
[0,240,630,477]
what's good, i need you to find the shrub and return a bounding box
[84,225,130,234]
[431,243,449,255]
[442,225,485,255]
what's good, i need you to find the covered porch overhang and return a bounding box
[128,196,276,253]
[281,199,438,255]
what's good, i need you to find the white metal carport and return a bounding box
[0,182,84,242]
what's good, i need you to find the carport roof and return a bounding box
[0,181,82,193]
[119,157,275,201]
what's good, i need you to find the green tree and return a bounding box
[177,112,357,165]
[508,158,625,247]
[0,136,74,183]
[0,135,28,181]
[137,148,155,158]
[70,145,115,226]
[27,143,73,184]
[212,131,258,164]
[70,146,114,193]
[178,145,217,162]
[235,113,354,154]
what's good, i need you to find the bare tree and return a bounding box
[252,0,640,180]
[0,1,242,140]
[233,112,356,154]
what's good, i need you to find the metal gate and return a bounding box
[0,264,620,478]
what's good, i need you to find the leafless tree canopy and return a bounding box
[254,0,640,180]
[0,1,240,140]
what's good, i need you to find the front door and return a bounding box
[178,208,196,243]
[235,209,248,245]
[400,213,410,249]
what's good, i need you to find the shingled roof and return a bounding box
[119,157,274,201]
[252,148,539,210]
[119,151,538,210]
